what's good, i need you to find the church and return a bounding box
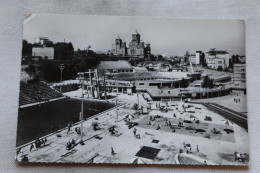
[111,31,151,58]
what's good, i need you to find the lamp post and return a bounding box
[137,91,140,108]
[59,64,65,92]
[113,70,119,122]
[78,72,85,145]
[134,74,140,113]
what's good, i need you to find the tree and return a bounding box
[180,78,189,89]
[217,66,223,71]
[22,39,32,57]
[54,42,74,60]
[157,55,164,60]
[229,58,233,69]
[224,68,229,72]
[200,52,207,67]
[201,75,214,89]
[27,75,40,84]
[149,54,156,61]
[133,103,138,110]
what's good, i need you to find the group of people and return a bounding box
[183,142,200,154]
[75,127,81,134]
[234,98,241,103]
[109,126,117,135]
[178,121,184,127]
[149,114,180,132]
[66,139,76,150]
[164,117,172,127]
[234,151,246,162]
[67,122,73,133]
[50,118,76,134]
[133,128,141,139]
[51,121,63,133]
[30,137,47,151]
[92,122,100,131]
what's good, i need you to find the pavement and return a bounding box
[16,92,249,165]
[194,91,247,114]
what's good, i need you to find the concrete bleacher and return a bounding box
[19,81,63,106]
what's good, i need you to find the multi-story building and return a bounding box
[233,63,246,83]
[189,54,200,65]
[111,31,151,58]
[97,60,134,73]
[32,37,54,60]
[206,49,230,70]
[111,37,127,56]
[34,37,53,46]
[32,46,54,59]
[231,55,246,64]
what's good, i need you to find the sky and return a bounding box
[23,14,245,56]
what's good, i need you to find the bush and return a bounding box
[217,66,223,71]
[201,75,214,89]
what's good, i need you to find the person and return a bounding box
[35,138,41,149]
[30,143,34,152]
[165,121,168,126]
[133,128,137,137]
[75,127,81,134]
[111,147,115,155]
[71,139,75,145]
[21,155,29,162]
[172,128,175,132]
[173,113,176,118]
[148,121,151,125]
[59,121,62,130]
[51,125,55,133]
[67,123,71,134]
[156,124,160,130]
[44,137,47,144]
[168,121,171,126]
[16,148,21,156]
[41,138,45,146]
[66,141,71,150]
[204,161,207,165]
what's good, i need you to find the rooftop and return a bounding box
[207,49,228,55]
[98,60,133,70]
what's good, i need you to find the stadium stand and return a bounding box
[19,81,63,106]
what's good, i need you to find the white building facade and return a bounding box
[206,49,230,70]
[32,47,54,60]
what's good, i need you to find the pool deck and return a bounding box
[16,92,249,165]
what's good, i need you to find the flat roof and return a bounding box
[98,60,133,70]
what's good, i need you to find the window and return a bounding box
[218,61,222,64]
[241,74,245,78]
[168,91,171,94]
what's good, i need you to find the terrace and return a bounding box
[16,93,249,165]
